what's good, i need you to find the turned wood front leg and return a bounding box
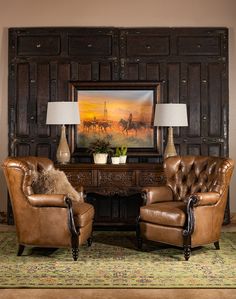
[65,197,79,261]
[17,244,25,256]
[136,216,143,250]
[214,241,220,250]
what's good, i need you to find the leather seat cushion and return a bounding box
[140,201,186,227]
[73,202,95,228]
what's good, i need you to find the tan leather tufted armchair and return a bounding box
[2,156,94,261]
[137,156,234,260]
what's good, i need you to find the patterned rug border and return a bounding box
[0,231,236,289]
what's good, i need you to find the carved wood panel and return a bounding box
[8,26,230,224]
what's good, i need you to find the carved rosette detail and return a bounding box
[140,172,164,186]
[66,172,93,187]
[98,172,133,187]
[91,188,135,196]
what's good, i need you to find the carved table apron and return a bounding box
[57,163,164,229]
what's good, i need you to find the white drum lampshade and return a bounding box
[154,103,188,159]
[46,102,80,163]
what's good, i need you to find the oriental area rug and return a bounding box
[0,231,236,289]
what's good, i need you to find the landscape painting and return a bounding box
[76,89,155,148]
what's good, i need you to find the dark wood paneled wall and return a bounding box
[8,27,229,222]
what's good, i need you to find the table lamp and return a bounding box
[154,103,188,159]
[46,101,80,163]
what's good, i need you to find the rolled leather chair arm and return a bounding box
[187,192,220,207]
[183,191,221,237]
[142,186,174,205]
[27,194,67,207]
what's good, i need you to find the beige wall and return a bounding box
[0,0,236,213]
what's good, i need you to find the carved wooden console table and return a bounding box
[58,163,164,229]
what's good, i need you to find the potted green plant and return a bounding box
[119,145,127,164]
[88,139,113,164]
[111,147,121,164]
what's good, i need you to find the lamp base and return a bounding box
[164,127,177,159]
[56,125,70,164]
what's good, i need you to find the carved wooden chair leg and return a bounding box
[87,220,94,247]
[214,241,220,250]
[182,195,197,261]
[65,197,79,261]
[183,226,192,261]
[17,244,25,256]
[136,216,143,250]
[87,236,93,247]
[137,236,143,250]
[183,244,191,261]
[71,237,79,261]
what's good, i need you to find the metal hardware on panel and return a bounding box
[202,115,207,120]
[120,58,125,68]
[108,57,118,61]
[9,64,15,78]
[218,57,226,62]
[208,137,224,143]
[8,32,15,49]
[36,43,41,48]
[201,137,224,144]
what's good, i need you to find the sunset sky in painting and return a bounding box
[77,90,153,122]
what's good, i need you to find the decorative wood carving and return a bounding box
[98,171,134,187]
[139,172,165,186]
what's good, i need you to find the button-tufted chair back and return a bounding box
[3,156,54,199]
[164,156,232,201]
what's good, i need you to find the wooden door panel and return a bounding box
[16,63,30,137]
[14,142,31,156]
[146,63,160,80]
[17,35,61,56]
[208,63,224,137]
[177,36,221,56]
[126,35,170,57]
[57,63,71,101]
[36,143,52,157]
[69,35,112,57]
[187,63,201,138]
[167,63,181,103]
[37,63,50,137]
